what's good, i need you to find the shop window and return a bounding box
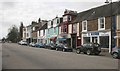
[92,37,98,43]
[83,37,90,44]
[54,27,56,33]
[99,36,109,48]
[98,17,105,30]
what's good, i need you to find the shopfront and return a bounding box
[82,31,111,52]
[58,34,71,47]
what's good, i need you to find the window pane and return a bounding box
[99,18,104,29]
[84,23,86,30]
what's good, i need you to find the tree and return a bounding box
[19,22,24,40]
[7,25,20,43]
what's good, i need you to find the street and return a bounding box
[2,43,119,69]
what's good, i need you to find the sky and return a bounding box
[0,0,119,39]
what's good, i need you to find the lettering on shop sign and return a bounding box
[91,32,99,35]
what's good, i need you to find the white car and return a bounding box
[18,40,28,45]
[29,42,35,47]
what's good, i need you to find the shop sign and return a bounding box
[83,33,88,37]
[99,32,109,36]
[91,32,99,36]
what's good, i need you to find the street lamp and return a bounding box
[105,0,113,53]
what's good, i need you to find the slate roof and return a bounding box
[73,1,120,23]
[37,22,47,31]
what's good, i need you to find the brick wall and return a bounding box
[86,17,111,31]
[87,19,98,31]
[105,16,111,30]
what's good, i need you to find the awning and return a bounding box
[57,38,66,41]
[50,37,57,41]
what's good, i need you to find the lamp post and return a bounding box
[105,0,113,53]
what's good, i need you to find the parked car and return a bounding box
[29,42,35,47]
[76,43,101,55]
[18,40,28,45]
[111,47,120,59]
[56,43,73,52]
[45,43,56,50]
[35,43,45,48]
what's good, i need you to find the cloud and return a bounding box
[0,0,119,39]
[0,0,118,2]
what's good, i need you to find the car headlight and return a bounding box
[64,47,68,48]
[51,46,54,47]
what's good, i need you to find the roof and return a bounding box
[73,1,120,23]
[37,22,47,31]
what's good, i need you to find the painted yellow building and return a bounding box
[116,14,120,47]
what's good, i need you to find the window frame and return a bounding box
[82,20,87,32]
[98,17,105,30]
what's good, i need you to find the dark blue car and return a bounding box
[45,43,56,49]
[56,43,73,52]
[111,47,120,59]
[35,43,45,48]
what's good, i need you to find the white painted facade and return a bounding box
[77,23,80,36]
[22,27,26,41]
[59,26,61,34]
[26,26,32,39]
[53,18,58,27]
[48,20,52,29]
[68,24,72,34]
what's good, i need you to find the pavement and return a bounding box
[72,48,112,58]
[100,48,112,58]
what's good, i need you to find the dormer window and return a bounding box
[68,16,71,21]
[63,16,68,22]
[33,27,35,31]
[63,15,71,22]
[57,19,59,24]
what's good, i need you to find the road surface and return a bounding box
[2,43,119,69]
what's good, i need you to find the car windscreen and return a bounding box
[93,43,100,47]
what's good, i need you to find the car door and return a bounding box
[82,44,87,52]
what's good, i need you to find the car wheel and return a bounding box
[76,49,81,54]
[112,53,118,59]
[63,49,66,52]
[86,50,91,55]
